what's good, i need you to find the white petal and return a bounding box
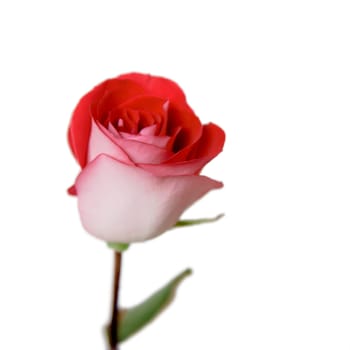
[75,155,223,243]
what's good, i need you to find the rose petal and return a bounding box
[102,122,173,164]
[117,73,189,108]
[67,185,77,196]
[140,124,157,136]
[75,154,223,243]
[121,132,171,149]
[166,104,203,161]
[188,123,226,159]
[68,80,109,167]
[68,79,146,167]
[139,157,212,176]
[118,95,167,115]
[110,123,171,149]
[108,122,120,138]
[166,126,182,151]
[113,137,173,164]
[88,119,133,165]
[139,124,225,176]
[117,95,169,134]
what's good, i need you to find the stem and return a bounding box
[109,251,122,350]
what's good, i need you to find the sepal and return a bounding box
[174,213,224,228]
[107,242,130,252]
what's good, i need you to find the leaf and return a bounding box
[174,213,224,228]
[117,268,192,343]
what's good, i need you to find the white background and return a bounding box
[0,1,349,349]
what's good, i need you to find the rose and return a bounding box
[68,73,225,243]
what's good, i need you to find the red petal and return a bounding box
[118,95,169,133]
[94,82,146,122]
[166,103,203,161]
[68,79,146,167]
[144,124,225,176]
[118,73,189,108]
[67,185,77,196]
[68,80,109,167]
[118,95,167,114]
[188,123,225,159]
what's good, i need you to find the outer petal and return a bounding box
[139,157,212,176]
[75,155,223,243]
[68,80,109,166]
[187,123,226,159]
[117,73,189,108]
[68,79,146,167]
[166,104,203,162]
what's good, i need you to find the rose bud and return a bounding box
[68,73,225,243]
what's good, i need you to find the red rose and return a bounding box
[68,73,225,243]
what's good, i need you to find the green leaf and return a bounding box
[117,268,192,343]
[174,213,224,228]
[107,242,130,252]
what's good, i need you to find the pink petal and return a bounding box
[120,132,171,149]
[104,122,172,164]
[88,119,133,164]
[75,155,223,243]
[110,122,171,152]
[110,121,177,151]
[115,138,172,164]
[139,157,212,176]
[139,124,158,136]
[104,121,172,163]
[107,122,121,138]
